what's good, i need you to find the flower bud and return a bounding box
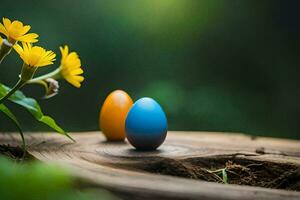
[43,78,59,99]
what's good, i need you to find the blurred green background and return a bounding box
[0,0,299,139]
[0,157,118,200]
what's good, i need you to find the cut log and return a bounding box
[1,131,300,200]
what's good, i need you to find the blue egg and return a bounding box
[125,97,168,150]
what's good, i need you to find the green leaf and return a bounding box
[0,83,74,142]
[222,169,228,184]
[0,104,26,149]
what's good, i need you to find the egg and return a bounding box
[125,97,168,150]
[99,90,133,141]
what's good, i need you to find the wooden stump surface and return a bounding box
[1,131,300,200]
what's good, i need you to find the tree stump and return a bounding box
[1,131,300,200]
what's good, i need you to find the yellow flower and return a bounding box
[0,36,2,45]
[0,18,38,44]
[59,45,84,88]
[14,42,56,67]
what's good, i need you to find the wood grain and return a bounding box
[1,131,300,200]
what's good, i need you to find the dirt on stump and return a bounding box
[118,156,300,191]
[0,144,33,161]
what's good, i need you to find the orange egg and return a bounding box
[99,90,133,141]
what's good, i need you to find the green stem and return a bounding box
[207,169,224,173]
[13,119,26,159]
[27,79,48,88]
[0,79,26,104]
[28,68,61,83]
[27,80,49,97]
[3,111,26,159]
[207,168,228,184]
[20,134,26,159]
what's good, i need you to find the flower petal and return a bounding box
[13,43,24,56]
[3,18,11,29]
[70,68,84,75]
[65,77,81,88]
[59,45,69,63]
[17,33,38,43]
[73,75,84,82]
[20,25,31,35]
[0,23,8,37]
[37,60,55,67]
